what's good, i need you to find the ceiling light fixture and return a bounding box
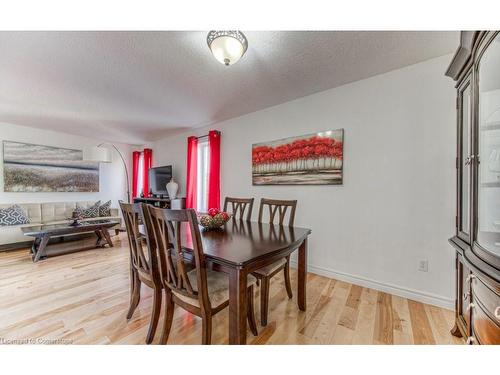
[207,30,248,66]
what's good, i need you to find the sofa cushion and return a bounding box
[41,202,76,223]
[99,200,111,217]
[0,203,41,223]
[76,201,101,218]
[0,205,30,226]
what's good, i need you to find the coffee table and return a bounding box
[22,220,119,262]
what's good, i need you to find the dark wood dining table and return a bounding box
[141,219,311,344]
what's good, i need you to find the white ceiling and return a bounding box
[0,31,458,145]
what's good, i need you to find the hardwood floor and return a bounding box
[0,233,463,345]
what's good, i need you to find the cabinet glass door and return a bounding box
[458,79,472,241]
[477,33,500,265]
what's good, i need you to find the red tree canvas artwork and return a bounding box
[252,129,344,185]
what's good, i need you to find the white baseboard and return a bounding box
[289,261,454,310]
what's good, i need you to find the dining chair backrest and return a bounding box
[142,206,211,311]
[223,197,254,221]
[258,198,297,226]
[120,202,159,279]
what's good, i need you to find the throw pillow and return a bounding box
[99,200,112,217]
[75,201,101,219]
[0,205,30,226]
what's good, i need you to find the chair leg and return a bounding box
[260,277,270,327]
[247,285,258,336]
[145,287,162,344]
[284,256,293,299]
[160,289,175,345]
[201,314,212,345]
[126,270,140,320]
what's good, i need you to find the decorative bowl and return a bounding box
[198,210,231,230]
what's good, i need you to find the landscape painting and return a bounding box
[3,141,99,192]
[252,129,344,185]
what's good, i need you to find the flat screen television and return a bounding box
[148,165,173,196]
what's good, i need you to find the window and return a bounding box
[132,148,152,198]
[186,131,220,211]
[196,139,209,212]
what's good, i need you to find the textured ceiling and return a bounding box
[0,31,458,144]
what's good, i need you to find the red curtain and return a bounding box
[186,136,198,209]
[132,151,140,198]
[142,148,153,197]
[207,130,221,210]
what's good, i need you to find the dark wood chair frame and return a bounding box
[142,206,258,344]
[223,197,254,221]
[120,202,163,344]
[254,198,297,326]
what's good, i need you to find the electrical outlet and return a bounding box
[418,259,428,272]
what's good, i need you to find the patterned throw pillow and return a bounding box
[99,200,111,217]
[0,205,30,226]
[75,201,101,219]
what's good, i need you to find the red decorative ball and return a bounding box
[208,208,219,217]
[220,212,230,221]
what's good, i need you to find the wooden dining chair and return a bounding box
[254,198,297,326]
[223,197,254,221]
[142,206,259,344]
[119,202,163,344]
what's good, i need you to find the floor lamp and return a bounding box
[83,143,131,203]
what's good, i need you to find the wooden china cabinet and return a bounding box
[446,31,500,344]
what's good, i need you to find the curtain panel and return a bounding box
[207,130,221,210]
[186,136,198,209]
[142,148,153,196]
[132,151,140,198]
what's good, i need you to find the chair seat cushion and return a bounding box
[172,269,257,309]
[253,258,287,276]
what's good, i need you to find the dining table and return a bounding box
[141,219,311,344]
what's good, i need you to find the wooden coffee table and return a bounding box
[22,220,119,262]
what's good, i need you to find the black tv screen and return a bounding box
[148,165,173,196]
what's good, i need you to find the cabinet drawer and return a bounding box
[472,302,500,344]
[472,276,500,325]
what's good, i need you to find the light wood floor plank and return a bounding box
[351,287,377,344]
[408,300,436,344]
[373,291,394,344]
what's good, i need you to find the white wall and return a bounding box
[150,54,457,308]
[0,122,132,208]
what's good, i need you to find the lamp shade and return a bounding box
[207,31,248,66]
[83,146,112,163]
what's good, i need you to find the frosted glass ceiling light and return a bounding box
[207,31,248,66]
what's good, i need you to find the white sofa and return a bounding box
[0,201,121,246]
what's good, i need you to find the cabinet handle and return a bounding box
[463,292,469,301]
[467,302,475,312]
[465,274,476,283]
[465,157,471,166]
[466,336,475,344]
[495,306,500,320]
